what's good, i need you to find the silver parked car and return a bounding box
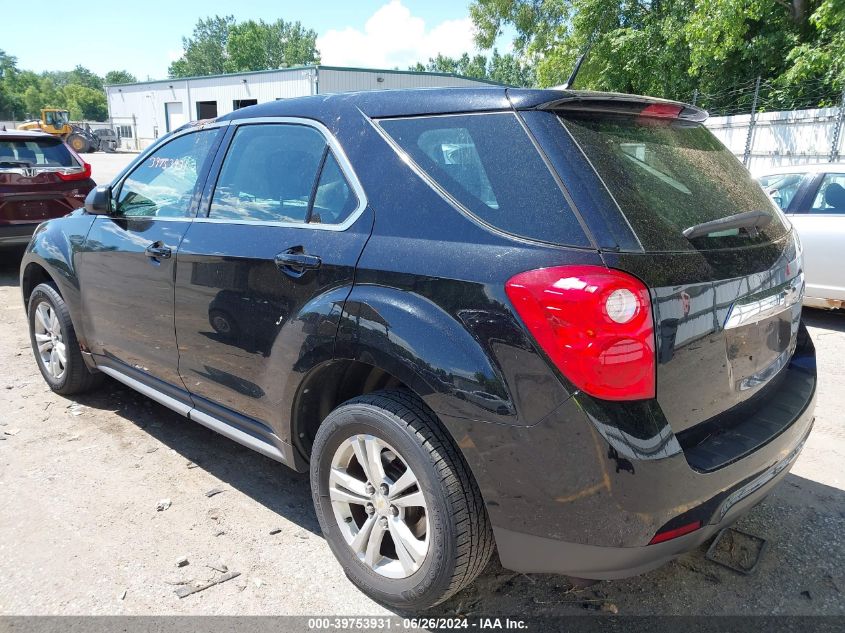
[757,164,845,309]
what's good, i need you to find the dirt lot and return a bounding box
[0,229,843,616]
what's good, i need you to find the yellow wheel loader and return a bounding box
[17,109,101,153]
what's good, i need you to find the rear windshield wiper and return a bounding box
[682,210,772,240]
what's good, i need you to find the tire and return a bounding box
[310,389,494,610]
[208,308,238,340]
[66,133,90,153]
[27,283,103,395]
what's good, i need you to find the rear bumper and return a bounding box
[0,223,37,246]
[494,417,811,578]
[441,323,816,579]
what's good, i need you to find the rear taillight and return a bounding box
[56,162,92,182]
[505,265,656,401]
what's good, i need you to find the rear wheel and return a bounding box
[310,389,494,610]
[28,283,103,395]
[66,133,90,153]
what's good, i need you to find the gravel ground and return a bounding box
[0,233,843,616]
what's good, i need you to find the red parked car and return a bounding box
[0,130,94,248]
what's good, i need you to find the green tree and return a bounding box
[469,0,844,110]
[105,70,138,85]
[169,15,235,78]
[225,18,319,72]
[169,15,319,78]
[63,84,108,121]
[411,50,535,87]
[781,0,845,97]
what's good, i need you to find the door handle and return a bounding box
[145,242,172,260]
[275,247,321,277]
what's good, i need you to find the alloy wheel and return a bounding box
[33,301,66,380]
[328,434,430,579]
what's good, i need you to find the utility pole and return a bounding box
[829,84,845,162]
[742,76,761,168]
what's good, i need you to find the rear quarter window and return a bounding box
[379,113,589,248]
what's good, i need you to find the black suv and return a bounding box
[20,88,816,610]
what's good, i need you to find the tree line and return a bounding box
[167,15,535,87]
[9,3,839,123]
[0,51,135,121]
[469,0,845,112]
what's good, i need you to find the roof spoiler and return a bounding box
[534,93,708,122]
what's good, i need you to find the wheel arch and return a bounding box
[21,261,59,305]
[291,358,427,464]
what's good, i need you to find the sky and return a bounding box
[1,0,514,80]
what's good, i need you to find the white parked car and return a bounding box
[756,163,845,309]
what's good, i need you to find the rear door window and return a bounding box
[561,115,788,251]
[809,173,845,214]
[379,113,589,247]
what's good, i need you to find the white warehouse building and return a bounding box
[105,65,499,149]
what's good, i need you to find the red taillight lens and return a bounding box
[56,162,92,181]
[505,265,656,401]
[640,103,683,119]
[648,520,701,545]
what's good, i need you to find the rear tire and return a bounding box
[310,389,494,610]
[27,283,103,395]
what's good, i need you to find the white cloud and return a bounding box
[318,1,478,69]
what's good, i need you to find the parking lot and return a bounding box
[0,152,843,617]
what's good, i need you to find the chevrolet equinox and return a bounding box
[20,88,816,610]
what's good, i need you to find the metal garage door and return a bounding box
[164,102,185,133]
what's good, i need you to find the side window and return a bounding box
[379,113,589,247]
[116,129,220,218]
[311,152,359,225]
[757,173,805,211]
[209,124,326,223]
[810,173,845,214]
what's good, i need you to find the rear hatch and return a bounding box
[0,135,91,225]
[541,98,804,454]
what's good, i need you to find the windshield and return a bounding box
[757,173,807,211]
[561,115,788,251]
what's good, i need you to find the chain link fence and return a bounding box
[693,77,845,171]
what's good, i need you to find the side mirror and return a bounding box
[84,185,112,215]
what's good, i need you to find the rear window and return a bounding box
[0,138,77,168]
[379,113,589,247]
[561,116,788,251]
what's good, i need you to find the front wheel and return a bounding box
[66,133,90,153]
[310,389,494,610]
[28,283,103,395]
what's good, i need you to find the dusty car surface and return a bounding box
[0,130,94,248]
[20,88,815,610]
[757,164,845,309]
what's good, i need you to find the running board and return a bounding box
[97,365,291,466]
